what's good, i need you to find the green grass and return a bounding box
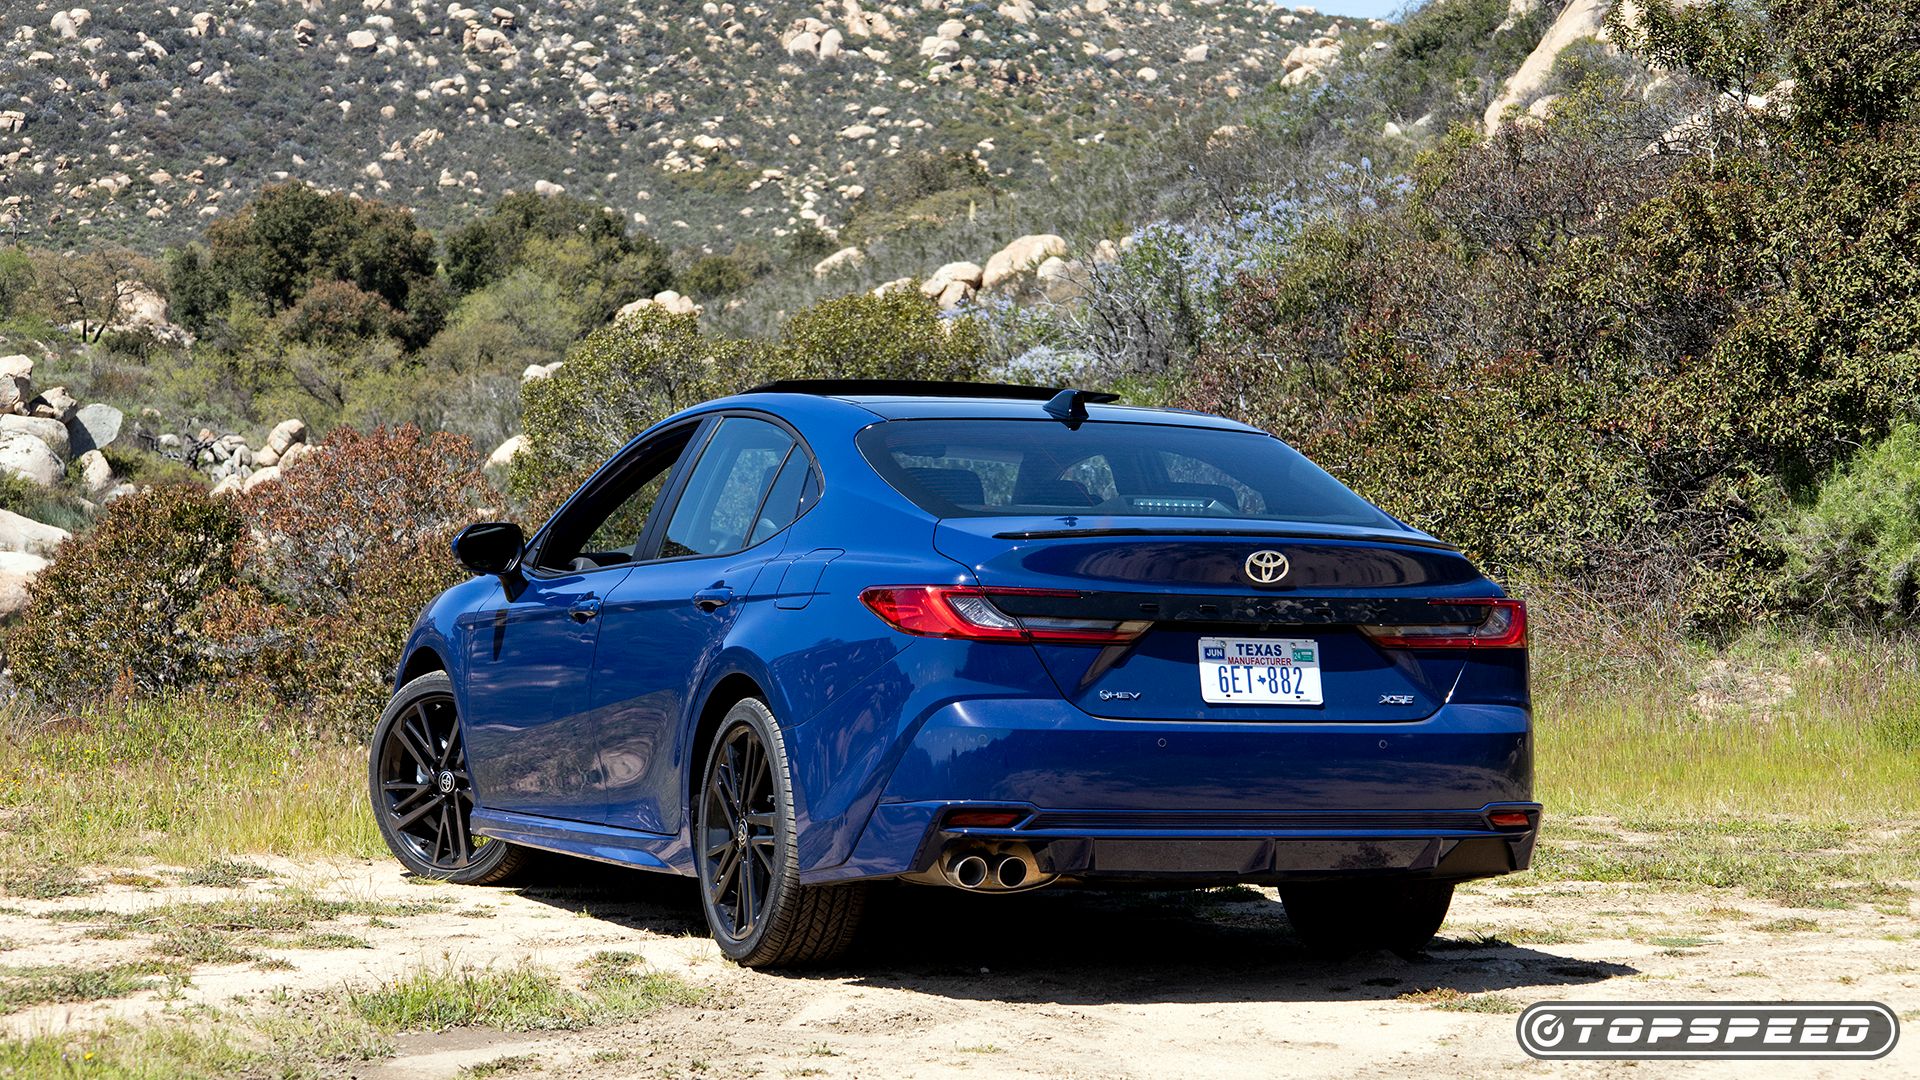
[1398,987,1522,1013]
[1532,819,1920,905]
[0,960,185,1014]
[0,956,704,1076]
[350,955,705,1034]
[1534,632,1920,818]
[0,696,383,882]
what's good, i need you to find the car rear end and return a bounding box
[832,407,1537,895]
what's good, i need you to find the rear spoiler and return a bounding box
[989,526,1461,553]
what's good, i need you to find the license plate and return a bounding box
[1199,637,1322,705]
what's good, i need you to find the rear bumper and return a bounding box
[807,799,1539,885]
[801,697,1535,884]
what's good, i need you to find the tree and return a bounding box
[31,248,151,341]
[443,191,672,299]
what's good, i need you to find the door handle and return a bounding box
[567,598,602,622]
[692,586,734,612]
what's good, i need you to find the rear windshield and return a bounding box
[857,419,1402,529]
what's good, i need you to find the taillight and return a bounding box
[1363,599,1527,649]
[860,585,1149,645]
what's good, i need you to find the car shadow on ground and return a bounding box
[505,865,1635,1006]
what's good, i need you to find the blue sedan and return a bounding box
[371,381,1537,966]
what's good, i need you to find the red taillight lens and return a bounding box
[945,809,1024,828]
[860,586,1149,645]
[1488,811,1533,829]
[1363,599,1527,650]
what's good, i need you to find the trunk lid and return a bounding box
[934,516,1487,722]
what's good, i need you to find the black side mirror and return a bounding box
[452,521,525,577]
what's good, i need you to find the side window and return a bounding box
[746,450,821,548]
[659,418,796,558]
[534,427,696,573]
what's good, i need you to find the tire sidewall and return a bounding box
[369,671,513,884]
[695,698,797,963]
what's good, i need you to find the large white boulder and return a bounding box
[0,551,49,620]
[1483,0,1610,133]
[0,415,69,460]
[75,449,114,499]
[487,434,525,469]
[982,234,1068,291]
[242,466,282,491]
[0,509,69,557]
[813,246,865,277]
[0,355,32,414]
[0,432,62,488]
[68,403,123,457]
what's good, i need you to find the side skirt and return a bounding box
[471,808,693,876]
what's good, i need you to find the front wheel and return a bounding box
[1280,880,1454,958]
[369,671,530,885]
[695,699,864,967]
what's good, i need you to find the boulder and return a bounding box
[0,432,62,488]
[0,552,49,620]
[1183,44,1210,63]
[920,261,985,296]
[68,403,123,457]
[521,361,564,383]
[279,442,315,469]
[75,449,113,499]
[242,466,282,491]
[28,387,78,424]
[0,509,69,557]
[346,28,378,50]
[616,291,701,320]
[265,418,307,456]
[982,234,1068,290]
[1482,0,1608,132]
[487,434,525,469]
[0,415,70,460]
[934,279,975,309]
[0,355,32,414]
[210,473,244,497]
[813,246,865,277]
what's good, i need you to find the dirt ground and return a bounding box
[2,846,1914,1079]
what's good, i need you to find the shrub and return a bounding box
[512,307,765,500]
[679,255,754,300]
[777,289,985,382]
[276,280,397,346]
[205,425,494,728]
[1776,423,1920,626]
[8,485,245,708]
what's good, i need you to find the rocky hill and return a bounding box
[1,0,1362,251]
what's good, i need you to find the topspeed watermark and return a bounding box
[1516,1002,1899,1060]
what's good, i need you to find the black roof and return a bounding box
[743,379,1067,401]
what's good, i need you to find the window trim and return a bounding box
[526,409,823,578]
[522,416,713,580]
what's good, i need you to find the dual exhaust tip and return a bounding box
[942,845,1047,892]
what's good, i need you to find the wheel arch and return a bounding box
[399,645,448,686]
[687,671,769,826]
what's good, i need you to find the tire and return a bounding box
[1280,879,1454,959]
[695,698,865,967]
[369,671,531,885]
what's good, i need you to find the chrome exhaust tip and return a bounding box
[950,853,990,889]
[994,854,1028,889]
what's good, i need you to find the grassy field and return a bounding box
[1,633,1916,894]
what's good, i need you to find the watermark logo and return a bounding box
[1517,1002,1898,1060]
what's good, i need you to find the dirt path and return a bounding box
[2,852,1914,1078]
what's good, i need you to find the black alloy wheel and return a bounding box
[369,671,528,884]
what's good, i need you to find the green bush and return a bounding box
[8,485,245,707]
[777,289,985,382]
[1777,423,1920,625]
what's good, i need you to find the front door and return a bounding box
[461,422,701,820]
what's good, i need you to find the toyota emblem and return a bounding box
[1245,549,1290,585]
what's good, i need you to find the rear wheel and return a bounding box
[1280,880,1454,958]
[696,699,864,967]
[369,671,530,885]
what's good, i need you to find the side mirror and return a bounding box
[452,521,525,577]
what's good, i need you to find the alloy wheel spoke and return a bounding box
[392,793,444,832]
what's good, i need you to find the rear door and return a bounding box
[584,415,816,833]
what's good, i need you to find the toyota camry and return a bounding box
[370,380,1537,966]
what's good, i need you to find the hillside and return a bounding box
[0,0,1363,250]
